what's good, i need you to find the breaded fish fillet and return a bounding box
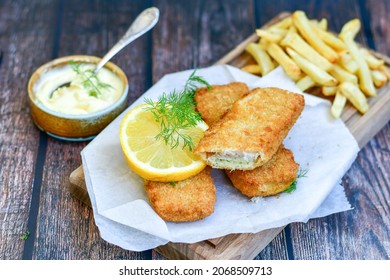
[144,167,216,222]
[195,87,305,170]
[195,82,249,126]
[226,146,299,197]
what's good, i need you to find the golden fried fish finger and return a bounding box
[226,146,299,197]
[195,82,249,126]
[144,167,216,222]
[195,87,305,170]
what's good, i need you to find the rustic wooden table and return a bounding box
[0,0,389,260]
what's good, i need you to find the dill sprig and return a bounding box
[69,60,112,98]
[284,168,309,193]
[20,230,30,241]
[144,70,211,151]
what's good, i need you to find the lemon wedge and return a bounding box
[119,104,208,182]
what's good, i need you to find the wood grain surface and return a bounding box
[0,0,389,260]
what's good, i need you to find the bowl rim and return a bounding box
[28,55,129,120]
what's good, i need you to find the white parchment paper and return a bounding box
[81,65,359,251]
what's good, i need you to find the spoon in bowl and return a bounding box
[51,7,159,95]
[94,7,159,73]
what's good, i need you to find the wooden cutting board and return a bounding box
[69,12,390,260]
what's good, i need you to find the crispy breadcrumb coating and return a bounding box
[195,87,305,170]
[144,167,216,222]
[195,82,249,126]
[226,146,299,197]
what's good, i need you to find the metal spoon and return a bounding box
[94,7,159,73]
[51,7,159,95]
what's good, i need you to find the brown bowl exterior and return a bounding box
[28,97,127,140]
[28,55,129,140]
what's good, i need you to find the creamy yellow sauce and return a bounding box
[34,63,124,115]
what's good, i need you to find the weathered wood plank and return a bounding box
[152,0,256,80]
[0,0,57,260]
[3,0,385,260]
[32,0,153,259]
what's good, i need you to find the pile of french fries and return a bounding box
[243,10,390,118]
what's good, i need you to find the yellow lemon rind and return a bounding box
[119,103,208,182]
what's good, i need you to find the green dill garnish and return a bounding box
[169,181,177,186]
[144,70,211,151]
[68,60,112,98]
[284,181,297,193]
[284,168,309,193]
[20,230,30,241]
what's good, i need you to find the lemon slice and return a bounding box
[119,104,208,182]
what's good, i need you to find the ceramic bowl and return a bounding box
[28,55,129,141]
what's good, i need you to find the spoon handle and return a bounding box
[94,7,159,73]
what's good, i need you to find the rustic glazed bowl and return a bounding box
[28,55,129,141]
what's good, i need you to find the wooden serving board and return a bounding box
[69,12,390,260]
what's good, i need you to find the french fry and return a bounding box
[268,27,289,35]
[329,64,358,84]
[378,65,390,80]
[280,32,333,71]
[322,86,337,96]
[339,19,376,96]
[310,18,328,31]
[361,49,385,69]
[314,27,346,51]
[286,48,338,86]
[245,12,388,117]
[340,34,376,96]
[268,16,292,30]
[292,10,339,63]
[371,69,387,88]
[340,59,359,74]
[241,64,262,75]
[245,43,275,75]
[331,90,347,118]
[339,82,369,114]
[310,19,320,27]
[339,51,359,73]
[256,29,284,43]
[339,18,361,39]
[318,18,328,30]
[266,43,302,80]
[296,75,316,91]
[287,25,297,34]
[258,38,270,49]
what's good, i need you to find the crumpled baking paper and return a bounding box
[81,65,359,251]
